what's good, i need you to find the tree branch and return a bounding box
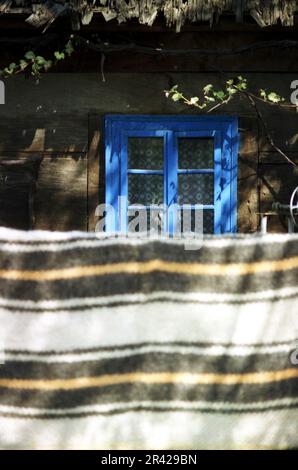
[240,90,297,167]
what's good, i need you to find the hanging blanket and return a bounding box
[0,228,297,449]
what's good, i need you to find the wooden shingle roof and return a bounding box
[1,1,297,31]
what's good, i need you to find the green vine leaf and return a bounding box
[54,51,65,61]
[25,51,35,60]
[65,40,74,56]
[259,88,267,99]
[171,92,183,102]
[190,97,199,105]
[267,92,284,103]
[203,84,213,95]
[35,56,46,65]
[213,90,226,100]
[19,60,27,70]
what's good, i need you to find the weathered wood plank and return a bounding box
[0,156,42,230]
[237,116,259,233]
[34,156,87,231]
[0,117,87,153]
[237,155,259,233]
[0,75,90,153]
[259,163,298,232]
[0,73,252,125]
[87,114,102,233]
[238,115,258,157]
[259,151,298,164]
[258,111,298,154]
[259,164,298,209]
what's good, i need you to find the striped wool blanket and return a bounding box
[0,228,297,450]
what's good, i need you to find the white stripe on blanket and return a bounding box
[0,398,297,416]
[0,409,297,450]
[4,342,295,363]
[0,227,298,252]
[2,298,297,351]
[1,285,298,311]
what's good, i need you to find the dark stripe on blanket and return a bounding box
[2,292,298,312]
[1,238,298,267]
[1,403,298,419]
[0,353,294,379]
[0,269,297,301]
[5,340,297,356]
[0,381,296,409]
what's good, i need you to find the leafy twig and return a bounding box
[0,37,75,79]
[243,91,296,167]
[165,76,297,167]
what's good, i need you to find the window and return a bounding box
[105,115,238,235]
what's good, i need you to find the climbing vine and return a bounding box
[0,37,75,79]
[165,76,287,111]
[0,33,296,166]
[165,76,297,166]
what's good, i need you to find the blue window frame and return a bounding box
[105,115,238,234]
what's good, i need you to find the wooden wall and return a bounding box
[0,28,297,233]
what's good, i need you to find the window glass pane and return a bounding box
[128,174,164,206]
[178,174,213,205]
[178,138,214,169]
[128,137,164,169]
[177,209,214,234]
[202,210,214,234]
[128,208,164,234]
